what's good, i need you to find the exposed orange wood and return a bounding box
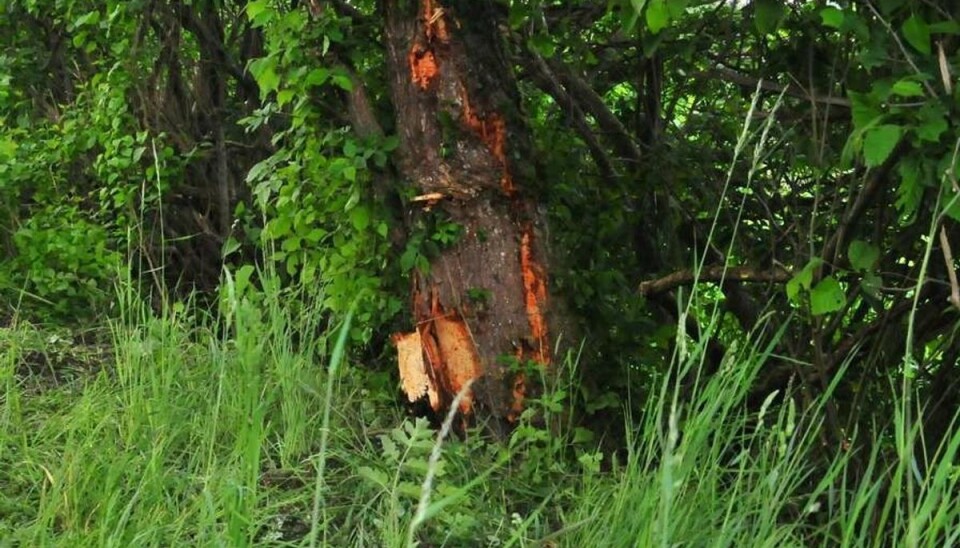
[520,222,549,365]
[408,45,438,90]
[395,282,484,415]
[408,0,450,91]
[433,312,482,413]
[459,88,515,195]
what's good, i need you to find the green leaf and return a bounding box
[820,7,844,29]
[810,276,846,316]
[902,14,931,55]
[754,0,785,35]
[357,466,389,489]
[248,57,280,97]
[945,187,960,223]
[622,8,641,34]
[862,272,883,299]
[646,0,670,33]
[666,0,689,18]
[276,89,294,107]
[849,91,881,130]
[344,188,360,211]
[508,2,532,29]
[222,237,241,258]
[0,137,17,160]
[786,257,822,303]
[379,433,399,460]
[528,34,557,57]
[350,206,370,231]
[863,125,902,167]
[343,165,357,182]
[332,74,354,91]
[382,135,400,152]
[73,10,100,28]
[891,79,924,97]
[879,0,905,15]
[304,68,330,87]
[266,216,292,239]
[246,0,268,19]
[235,265,255,294]
[246,0,274,27]
[343,140,357,157]
[896,158,924,218]
[929,21,960,35]
[400,248,418,272]
[305,228,326,243]
[916,104,948,142]
[848,240,880,271]
[573,427,596,444]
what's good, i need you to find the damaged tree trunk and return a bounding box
[384,0,555,426]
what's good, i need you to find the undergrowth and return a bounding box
[1,268,958,547]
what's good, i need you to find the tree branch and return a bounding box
[820,139,909,268]
[546,57,644,164]
[638,265,793,296]
[521,51,618,182]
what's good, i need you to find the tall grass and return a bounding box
[1,265,959,545]
[1,268,349,545]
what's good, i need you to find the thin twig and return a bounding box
[939,226,960,311]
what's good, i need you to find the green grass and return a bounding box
[2,271,958,547]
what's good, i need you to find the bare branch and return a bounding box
[820,139,910,268]
[638,265,793,296]
[546,57,644,164]
[521,51,618,182]
[939,226,960,311]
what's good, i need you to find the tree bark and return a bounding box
[383,0,554,425]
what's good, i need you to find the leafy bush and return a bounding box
[0,203,120,318]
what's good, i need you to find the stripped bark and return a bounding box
[383,0,555,424]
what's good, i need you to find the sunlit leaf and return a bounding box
[891,79,924,97]
[248,56,280,97]
[810,276,846,316]
[863,124,902,167]
[646,0,670,33]
[820,7,844,29]
[786,258,822,304]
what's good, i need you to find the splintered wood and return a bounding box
[394,301,482,415]
[392,330,439,409]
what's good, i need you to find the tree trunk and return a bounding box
[383,0,555,426]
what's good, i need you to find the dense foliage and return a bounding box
[2,0,960,544]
